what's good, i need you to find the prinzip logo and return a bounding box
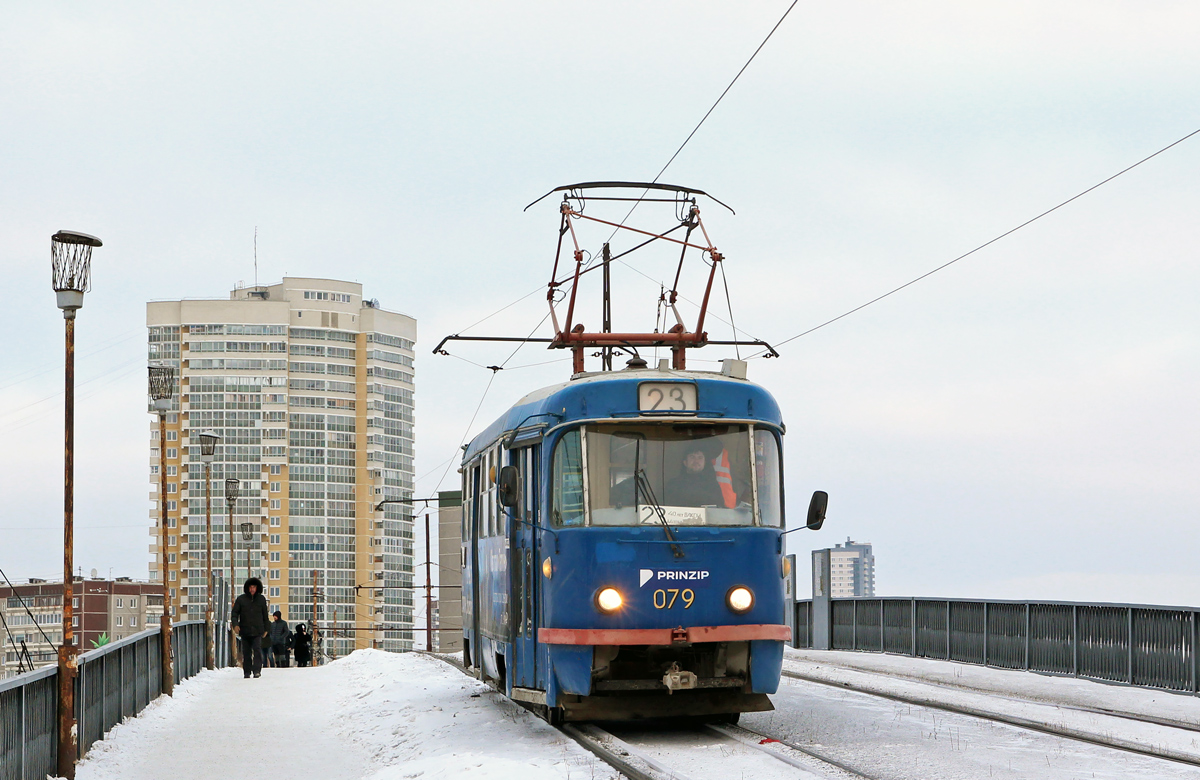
[639,569,711,587]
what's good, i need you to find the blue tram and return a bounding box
[460,361,806,722]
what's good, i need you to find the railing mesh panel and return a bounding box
[915,600,948,659]
[949,602,985,664]
[1133,608,1191,691]
[831,600,855,650]
[1028,604,1074,674]
[882,599,913,654]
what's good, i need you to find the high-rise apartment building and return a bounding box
[830,538,876,597]
[147,278,416,655]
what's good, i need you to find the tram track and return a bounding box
[564,721,874,780]
[780,668,1200,769]
[423,650,1196,777]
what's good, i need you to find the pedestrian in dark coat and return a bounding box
[292,623,313,667]
[267,611,292,667]
[231,577,269,678]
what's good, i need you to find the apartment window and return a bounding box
[167,502,177,513]
[269,569,280,580]
[169,553,177,564]
[169,571,177,581]
[166,448,178,459]
[130,616,137,627]
[270,516,281,527]
[269,587,280,598]
[151,465,160,475]
[166,430,178,441]
[270,464,282,475]
[167,465,177,476]
[269,552,281,562]
[170,588,176,599]
[269,534,281,546]
[167,483,177,494]
[169,536,177,546]
[270,499,281,510]
[72,598,79,608]
[115,616,123,627]
[116,598,123,608]
[72,616,78,627]
[270,482,281,493]
[130,597,137,608]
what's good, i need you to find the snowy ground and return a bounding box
[745,648,1200,779]
[65,647,1200,780]
[71,651,616,780]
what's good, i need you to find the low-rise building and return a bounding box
[1,577,162,678]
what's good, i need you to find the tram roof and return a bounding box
[462,368,784,462]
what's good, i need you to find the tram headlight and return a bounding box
[542,557,553,579]
[726,586,754,614]
[595,587,624,614]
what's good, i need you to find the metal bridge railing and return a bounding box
[1,619,232,780]
[794,597,1200,696]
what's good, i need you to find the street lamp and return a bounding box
[224,477,240,665]
[148,363,176,697]
[197,430,221,670]
[240,521,255,586]
[53,229,100,780]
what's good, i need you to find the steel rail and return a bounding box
[781,668,1200,768]
[715,723,878,780]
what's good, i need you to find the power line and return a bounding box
[757,125,1200,355]
[652,0,799,184]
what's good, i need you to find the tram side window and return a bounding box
[754,429,782,527]
[551,430,585,527]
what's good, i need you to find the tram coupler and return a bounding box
[662,662,698,694]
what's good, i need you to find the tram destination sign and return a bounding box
[638,382,697,412]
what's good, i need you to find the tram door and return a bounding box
[510,444,540,688]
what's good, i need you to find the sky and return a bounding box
[0,2,1197,606]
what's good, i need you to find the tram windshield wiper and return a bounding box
[635,468,685,559]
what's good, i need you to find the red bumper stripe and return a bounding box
[539,624,791,646]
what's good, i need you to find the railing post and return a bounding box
[910,598,917,657]
[945,601,951,660]
[1127,606,1134,685]
[852,599,858,650]
[1072,604,1079,677]
[983,602,989,667]
[880,599,885,653]
[1191,610,1198,695]
[1023,603,1030,670]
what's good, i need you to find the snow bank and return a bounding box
[332,650,614,780]
[70,651,614,780]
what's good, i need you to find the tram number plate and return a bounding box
[652,588,695,609]
[638,383,697,412]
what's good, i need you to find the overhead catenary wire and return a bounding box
[580,0,801,278]
[443,3,798,352]
[755,125,1200,356]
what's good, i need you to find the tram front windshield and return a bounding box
[550,423,782,527]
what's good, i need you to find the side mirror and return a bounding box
[498,465,520,508]
[806,491,828,530]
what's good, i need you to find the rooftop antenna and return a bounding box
[253,226,258,289]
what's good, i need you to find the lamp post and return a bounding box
[197,431,221,669]
[53,229,100,780]
[225,478,240,664]
[148,364,176,697]
[240,521,254,586]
